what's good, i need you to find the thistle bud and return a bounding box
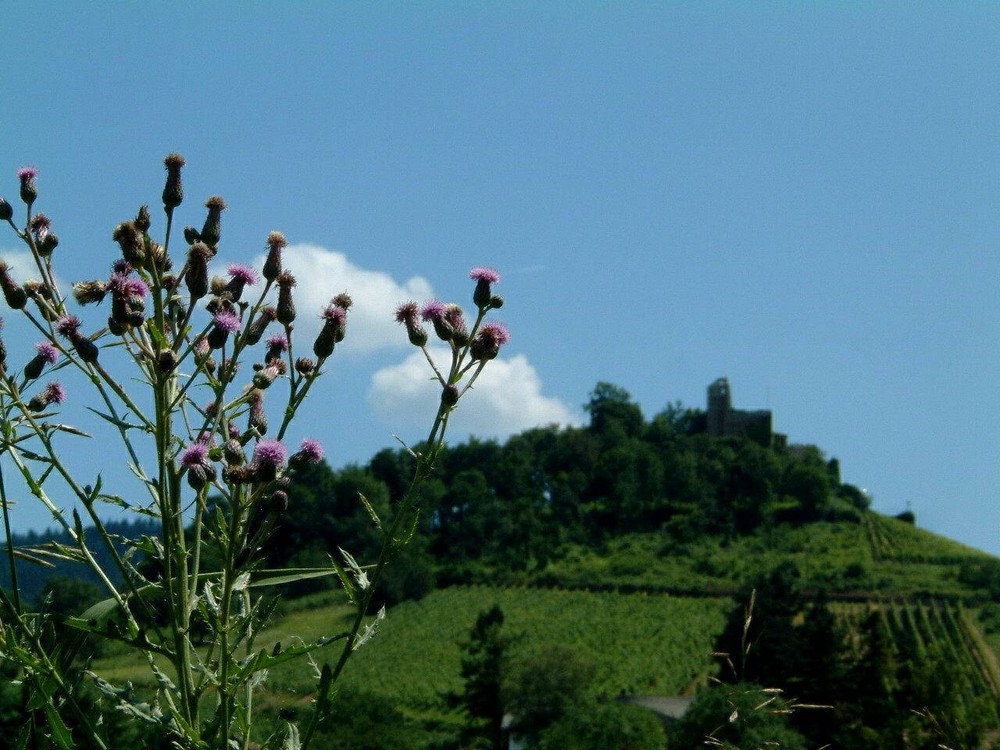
[295,357,315,375]
[157,349,178,373]
[17,167,37,207]
[276,271,296,325]
[394,301,427,347]
[264,334,288,364]
[421,301,453,342]
[72,280,108,305]
[149,241,170,273]
[313,304,347,359]
[24,342,59,380]
[263,231,286,282]
[200,196,227,247]
[268,490,289,514]
[441,383,460,408]
[224,439,246,466]
[470,322,510,362]
[23,357,44,381]
[470,267,501,308]
[407,324,428,347]
[223,464,255,485]
[0,198,12,222]
[38,233,58,256]
[247,389,267,436]
[0,262,27,309]
[444,304,469,347]
[135,205,151,233]
[183,226,200,245]
[224,264,258,302]
[25,281,58,321]
[186,463,215,491]
[489,295,504,309]
[208,310,241,349]
[108,316,128,336]
[252,364,280,389]
[72,333,100,364]
[245,306,276,346]
[27,382,66,412]
[113,221,145,266]
[162,153,185,211]
[184,242,212,300]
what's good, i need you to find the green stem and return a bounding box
[0,458,21,613]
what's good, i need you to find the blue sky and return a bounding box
[2,4,999,554]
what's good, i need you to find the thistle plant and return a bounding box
[0,158,510,749]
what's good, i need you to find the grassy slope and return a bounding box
[91,510,1000,723]
[536,513,992,597]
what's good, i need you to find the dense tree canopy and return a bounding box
[255,382,857,600]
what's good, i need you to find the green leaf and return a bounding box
[49,423,93,438]
[42,702,74,750]
[233,635,349,684]
[13,723,30,750]
[358,492,383,531]
[247,566,342,589]
[85,407,144,432]
[79,595,122,623]
[146,320,168,350]
[283,723,301,750]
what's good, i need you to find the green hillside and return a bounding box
[86,509,1000,749]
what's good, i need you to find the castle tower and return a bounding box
[706,377,731,436]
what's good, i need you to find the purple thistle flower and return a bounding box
[265,334,289,352]
[263,231,286,281]
[298,438,323,462]
[180,442,209,467]
[471,266,501,308]
[125,278,150,299]
[35,342,59,365]
[29,214,51,241]
[227,264,259,286]
[212,310,242,333]
[41,382,66,404]
[55,315,81,337]
[470,321,511,361]
[290,438,324,469]
[27,380,66,411]
[395,301,419,326]
[225,264,259,300]
[469,266,501,284]
[394,301,428,347]
[479,321,511,347]
[322,304,346,325]
[109,273,150,299]
[18,167,38,205]
[253,439,287,470]
[420,300,447,322]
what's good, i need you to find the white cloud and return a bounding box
[0,249,63,289]
[255,243,434,355]
[368,346,583,439]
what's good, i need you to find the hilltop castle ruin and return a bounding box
[706,377,783,447]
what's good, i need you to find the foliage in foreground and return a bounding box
[0,160,510,749]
